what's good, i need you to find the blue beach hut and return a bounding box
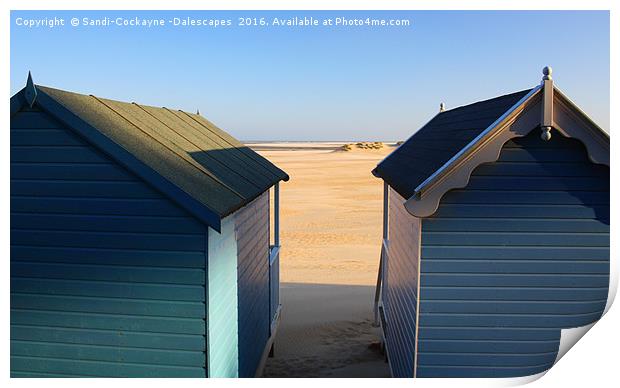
[10,73,288,377]
[372,67,610,378]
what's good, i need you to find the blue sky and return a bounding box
[10,10,609,141]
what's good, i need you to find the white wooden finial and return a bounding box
[540,66,554,141]
[439,102,445,112]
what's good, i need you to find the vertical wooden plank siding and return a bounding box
[269,247,280,328]
[416,131,609,377]
[207,218,239,377]
[10,108,208,377]
[383,187,421,377]
[235,192,270,377]
[274,183,280,246]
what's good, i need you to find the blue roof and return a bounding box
[373,89,532,199]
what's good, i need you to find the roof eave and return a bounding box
[219,177,288,218]
[11,88,27,117]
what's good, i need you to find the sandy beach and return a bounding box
[253,142,394,286]
[251,142,395,377]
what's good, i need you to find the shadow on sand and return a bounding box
[263,282,390,378]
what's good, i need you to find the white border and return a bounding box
[3,2,617,388]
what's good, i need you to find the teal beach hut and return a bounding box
[10,73,288,377]
[372,68,610,378]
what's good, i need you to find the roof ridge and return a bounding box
[90,95,245,200]
[440,89,532,114]
[161,107,271,190]
[139,104,266,192]
[182,112,288,181]
[170,109,281,185]
[164,108,272,189]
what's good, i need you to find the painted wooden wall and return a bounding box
[207,217,239,377]
[235,191,270,377]
[10,107,209,377]
[416,130,609,377]
[383,188,420,377]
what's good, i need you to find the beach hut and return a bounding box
[372,67,609,378]
[10,73,288,377]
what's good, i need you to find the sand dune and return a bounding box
[254,143,394,377]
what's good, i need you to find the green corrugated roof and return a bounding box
[37,85,289,218]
